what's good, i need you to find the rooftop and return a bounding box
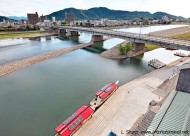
[147,67,190,135]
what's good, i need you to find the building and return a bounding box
[0,20,14,28]
[40,15,47,22]
[52,17,56,22]
[161,15,170,24]
[65,13,75,23]
[21,19,27,26]
[27,12,39,25]
[146,63,190,135]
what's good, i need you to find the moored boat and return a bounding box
[55,105,94,136]
[90,81,119,109]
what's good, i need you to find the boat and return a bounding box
[90,81,119,109]
[55,105,94,136]
[174,52,190,57]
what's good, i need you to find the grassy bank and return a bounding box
[0,31,45,39]
[145,44,159,51]
[172,32,190,40]
[144,31,190,51]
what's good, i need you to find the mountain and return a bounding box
[152,12,177,19]
[0,15,16,22]
[0,16,10,22]
[8,16,27,21]
[47,7,183,21]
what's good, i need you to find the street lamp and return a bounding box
[139,22,142,38]
[149,24,151,36]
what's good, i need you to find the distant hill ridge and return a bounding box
[47,7,185,20]
[0,16,12,22]
[0,16,18,22]
[0,7,187,22]
[8,16,27,21]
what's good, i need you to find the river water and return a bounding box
[0,25,184,136]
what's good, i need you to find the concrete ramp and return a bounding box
[176,68,190,93]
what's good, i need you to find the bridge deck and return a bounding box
[58,26,190,51]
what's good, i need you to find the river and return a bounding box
[0,25,184,136]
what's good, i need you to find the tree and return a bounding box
[33,25,39,30]
[80,22,83,27]
[118,42,132,55]
[118,45,126,54]
[61,21,67,26]
[76,22,79,26]
[26,24,32,30]
[53,22,57,26]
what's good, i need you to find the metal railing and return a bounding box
[57,26,190,48]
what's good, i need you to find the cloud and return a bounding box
[0,0,189,18]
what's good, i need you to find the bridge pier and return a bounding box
[92,35,104,42]
[70,31,80,36]
[132,42,145,51]
[59,29,67,37]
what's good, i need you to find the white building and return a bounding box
[161,15,170,24]
[52,17,56,22]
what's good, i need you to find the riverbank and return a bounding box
[0,42,92,77]
[100,41,159,60]
[100,26,189,60]
[95,23,188,30]
[74,56,190,136]
[149,26,189,37]
[0,30,58,40]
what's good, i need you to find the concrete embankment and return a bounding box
[100,26,190,60]
[0,31,58,40]
[100,41,145,60]
[149,26,190,37]
[74,57,190,136]
[0,42,92,77]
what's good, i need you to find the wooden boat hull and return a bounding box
[90,87,118,109]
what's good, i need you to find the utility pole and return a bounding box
[139,21,143,38]
[149,24,151,36]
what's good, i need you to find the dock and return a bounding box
[73,58,188,136]
[174,52,190,57]
[148,59,166,69]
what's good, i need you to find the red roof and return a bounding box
[95,82,118,100]
[55,105,89,133]
[59,106,94,136]
[55,105,94,136]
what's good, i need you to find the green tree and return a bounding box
[118,42,132,55]
[76,22,79,26]
[118,45,126,54]
[0,27,8,31]
[61,21,67,26]
[80,22,83,27]
[26,24,32,30]
[33,25,39,30]
[53,22,57,26]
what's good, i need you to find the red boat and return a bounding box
[55,105,94,136]
[90,81,119,109]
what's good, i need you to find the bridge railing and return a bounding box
[58,26,190,46]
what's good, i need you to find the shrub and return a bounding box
[118,42,132,55]
[61,21,67,26]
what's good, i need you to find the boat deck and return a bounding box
[73,58,188,136]
[174,52,190,57]
[148,59,166,69]
[90,99,100,109]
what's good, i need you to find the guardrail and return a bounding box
[57,26,190,49]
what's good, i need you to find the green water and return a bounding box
[0,25,184,136]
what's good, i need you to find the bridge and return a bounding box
[57,26,190,51]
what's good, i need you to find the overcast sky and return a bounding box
[0,0,189,18]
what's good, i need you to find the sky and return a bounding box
[0,0,189,18]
